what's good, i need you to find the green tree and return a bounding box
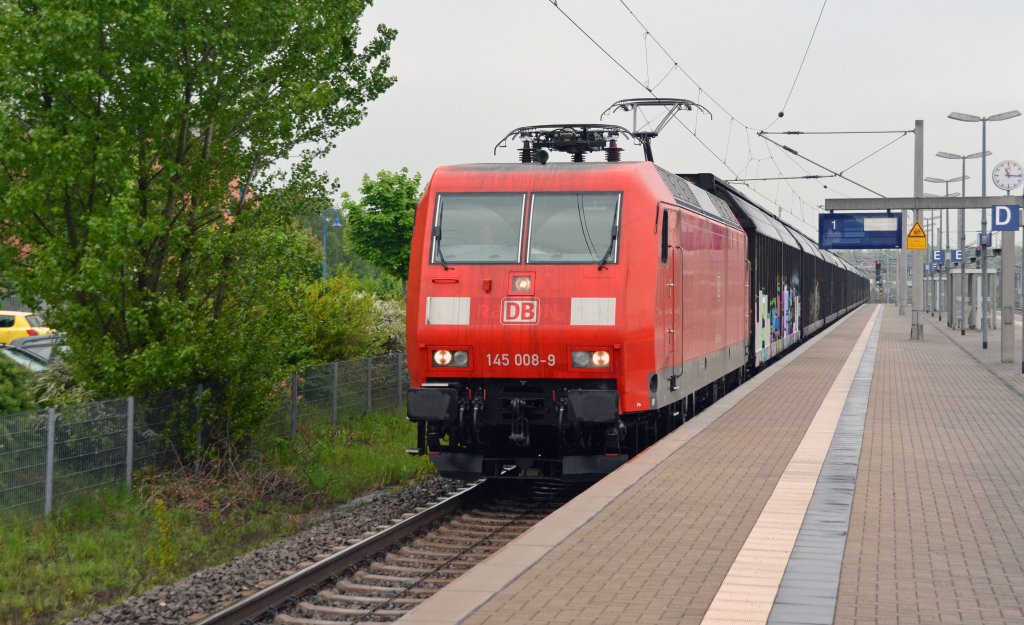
[0,1,396,443]
[344,168,422,284]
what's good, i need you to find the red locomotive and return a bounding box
[406,100,867,480]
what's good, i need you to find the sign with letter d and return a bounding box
[502,298,538,324]
[991,204,1020,231]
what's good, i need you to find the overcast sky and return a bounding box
[315,0,1023,243]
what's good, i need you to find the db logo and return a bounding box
[502,298,538,324]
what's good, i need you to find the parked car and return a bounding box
[10,334,64,363]
[0,311,51,344]
[0,343,50,372]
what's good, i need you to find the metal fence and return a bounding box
[1,293,29,312]
[0,352,408,517]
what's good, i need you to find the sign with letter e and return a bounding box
[991,204,1020,231]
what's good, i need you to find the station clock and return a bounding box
[992,160,1023,192]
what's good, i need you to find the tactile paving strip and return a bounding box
[766,308,882,625]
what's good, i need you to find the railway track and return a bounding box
[194,479,584,625]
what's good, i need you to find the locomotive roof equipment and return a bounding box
[602,97,710,162]
[493,123,633,163]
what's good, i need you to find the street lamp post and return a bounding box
[322,208,342,281]
[949,110,1022,348]
[937,151,990,334]
[924,177,966,323]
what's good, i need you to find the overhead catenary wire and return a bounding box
[550,0,796,223]
[547,1,652,95]
[762,129,912,135]
[763,0,829,130]
[547,0,884,236]
[838,132,911,175]
[611,0,876,215]
[758,132,887,197]
[729,175,832,182]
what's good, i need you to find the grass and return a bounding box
[0,408,433,625]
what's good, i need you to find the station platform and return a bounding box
[398,304,1024,625]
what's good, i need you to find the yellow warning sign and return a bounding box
[907,221,926,250]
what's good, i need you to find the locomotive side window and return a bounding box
[431,193,525,264]
[527,193,621,264]
[660,210,669,264]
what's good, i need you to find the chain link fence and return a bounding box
[0,352,408,517]
[1,293,23,311]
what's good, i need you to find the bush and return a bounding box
[0,356,36,414]
[304,272,389,362]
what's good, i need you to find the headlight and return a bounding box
[571,350,611,368]
[433,349,468,367]
[512,275,532,292]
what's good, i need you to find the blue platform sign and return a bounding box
[931,250,963,264]
[818,213,903,249]
[992,204,1021,231]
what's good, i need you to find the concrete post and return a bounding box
[911,120,924,339]
[1002,229,1016,362]
[982,120,989,348]
[945,198,952,326]
[960,166,967,335]
[126,396,135,491]
[44,407,56,517]
[937,224,942,321]
[898,210,906,315]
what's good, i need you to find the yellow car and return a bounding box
[0,311,51,344]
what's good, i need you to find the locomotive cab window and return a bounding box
[431,193,525,264]
[527,192,621,264]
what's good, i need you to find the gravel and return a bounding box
[68,477,467,625]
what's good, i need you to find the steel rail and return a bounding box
[192,480,487,625]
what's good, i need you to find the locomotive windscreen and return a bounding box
[431,193,525,263]
[527,193,620,264]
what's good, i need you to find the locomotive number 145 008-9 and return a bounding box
[486,353,556,367]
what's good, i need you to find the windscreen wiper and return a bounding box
[433,225,450,270]
[597,224,619,270]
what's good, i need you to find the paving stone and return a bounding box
[836,311,1024,624]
